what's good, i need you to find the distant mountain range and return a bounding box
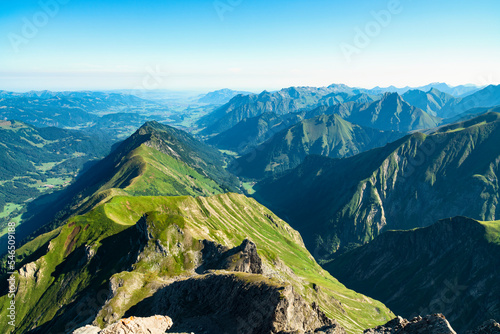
[359,83,481,97]
[438,85,500,118]
[0,90,177,139]
[197,87,334,136]
[197,84,497,139]
[196,88,253,105]
[232,114,403,179]
[321,92,442,132]
[326,216,500,332]
[254,111,500,257]
[0,90,151,109]
[402,88,456,116]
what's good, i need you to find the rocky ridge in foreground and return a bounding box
[74,314,499,334]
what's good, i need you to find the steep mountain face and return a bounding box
[402,88,456,116]
[326,217,500,332]
[197,86,383,137]
[439,85,500,118]
[0,121,111,233]
[7,121,238,250]
[317,92,380,107]
[254,112,500,257]
[232,114,403,179]
[197,89,252,105]
[206,112,303,155]
[325,93,441,132]
[198,87,326,136]
[0,192,393,334]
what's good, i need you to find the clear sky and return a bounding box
[0,0,499,92]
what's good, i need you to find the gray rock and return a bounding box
[364,314,456,334]
[73,315,173,334]
[72,325,101,334]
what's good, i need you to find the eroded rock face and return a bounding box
[73,315,173,334]
[466,319,500,334]
[364,314,456,334]
[124,273,340,334]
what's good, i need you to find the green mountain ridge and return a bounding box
[232,114,404,179]
[254,112,500,258]
[325,216,500,332]
[6,121,238,251]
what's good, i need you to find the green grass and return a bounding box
[480,220,500,245]
[34,162,59,172]
[241,181,256,195]
[0,203,21,219]
[126,145,223,197]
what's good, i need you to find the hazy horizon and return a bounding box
[0,82,489,96]
[1,0,499,92]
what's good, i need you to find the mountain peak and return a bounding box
[380,92,404,104]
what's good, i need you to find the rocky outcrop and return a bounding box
[125,273,342,334]
[73,315,173,334]
[198,239,263,274]
[466,320,500,334]
[364,314,456,334]
[72,325,100,334]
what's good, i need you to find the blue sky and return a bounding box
[0,0,499,92]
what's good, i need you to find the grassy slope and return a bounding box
[104,145,223,197]
[0,193,393,334]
